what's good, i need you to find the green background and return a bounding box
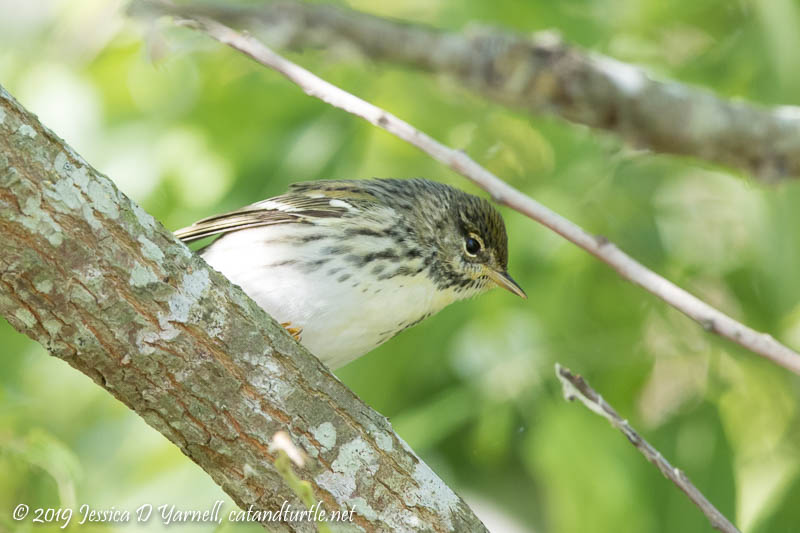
[2,0,800,531]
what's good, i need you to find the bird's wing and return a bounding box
[174,181,376,243]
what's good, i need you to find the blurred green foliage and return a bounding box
[2,0,800,531]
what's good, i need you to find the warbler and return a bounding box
[175,178,525,369]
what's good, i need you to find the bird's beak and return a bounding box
[486,269,527,299]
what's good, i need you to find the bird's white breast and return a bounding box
[199,224,459,368]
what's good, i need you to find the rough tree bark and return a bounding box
[0,86,487,533]
[136,0,800,182]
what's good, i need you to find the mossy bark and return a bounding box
[138,0,800,182]
[0,85,487,533]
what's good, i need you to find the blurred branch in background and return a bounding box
[133,0,800,182]
[147,8,800,376]
[556,364,741,533]
[0,85,489,533]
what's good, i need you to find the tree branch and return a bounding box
[134,0,800,182]
[0,85,488,532]
[145,9,800,376]
[555,364,741,533]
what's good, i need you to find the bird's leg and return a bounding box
[281,322,303,342]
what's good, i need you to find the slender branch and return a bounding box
[555,364,741,533]
[146,9,800,376]
[133,0,800,182]
[0,85,488,532]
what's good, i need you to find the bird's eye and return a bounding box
[464,235,482,256]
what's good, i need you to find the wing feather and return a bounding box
[174,182,376,243]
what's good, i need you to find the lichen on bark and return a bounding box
[0,84,487,533]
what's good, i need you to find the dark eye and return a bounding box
[465,236,482,256]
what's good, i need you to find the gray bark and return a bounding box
[137,0,800,182]
[0,85,487,533]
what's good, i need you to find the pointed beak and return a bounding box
[486,269,527,299]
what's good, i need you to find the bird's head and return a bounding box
[412,180,526,300]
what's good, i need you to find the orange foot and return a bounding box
[281,322,303,342]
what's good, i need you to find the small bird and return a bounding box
[175,178,525,369]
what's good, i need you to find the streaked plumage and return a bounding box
[175,178,524,368]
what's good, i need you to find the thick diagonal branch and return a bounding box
[0,85,487,533]
[135,0,800,182]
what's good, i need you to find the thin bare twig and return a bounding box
[555,364,741,533]
[146,9,800,376]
